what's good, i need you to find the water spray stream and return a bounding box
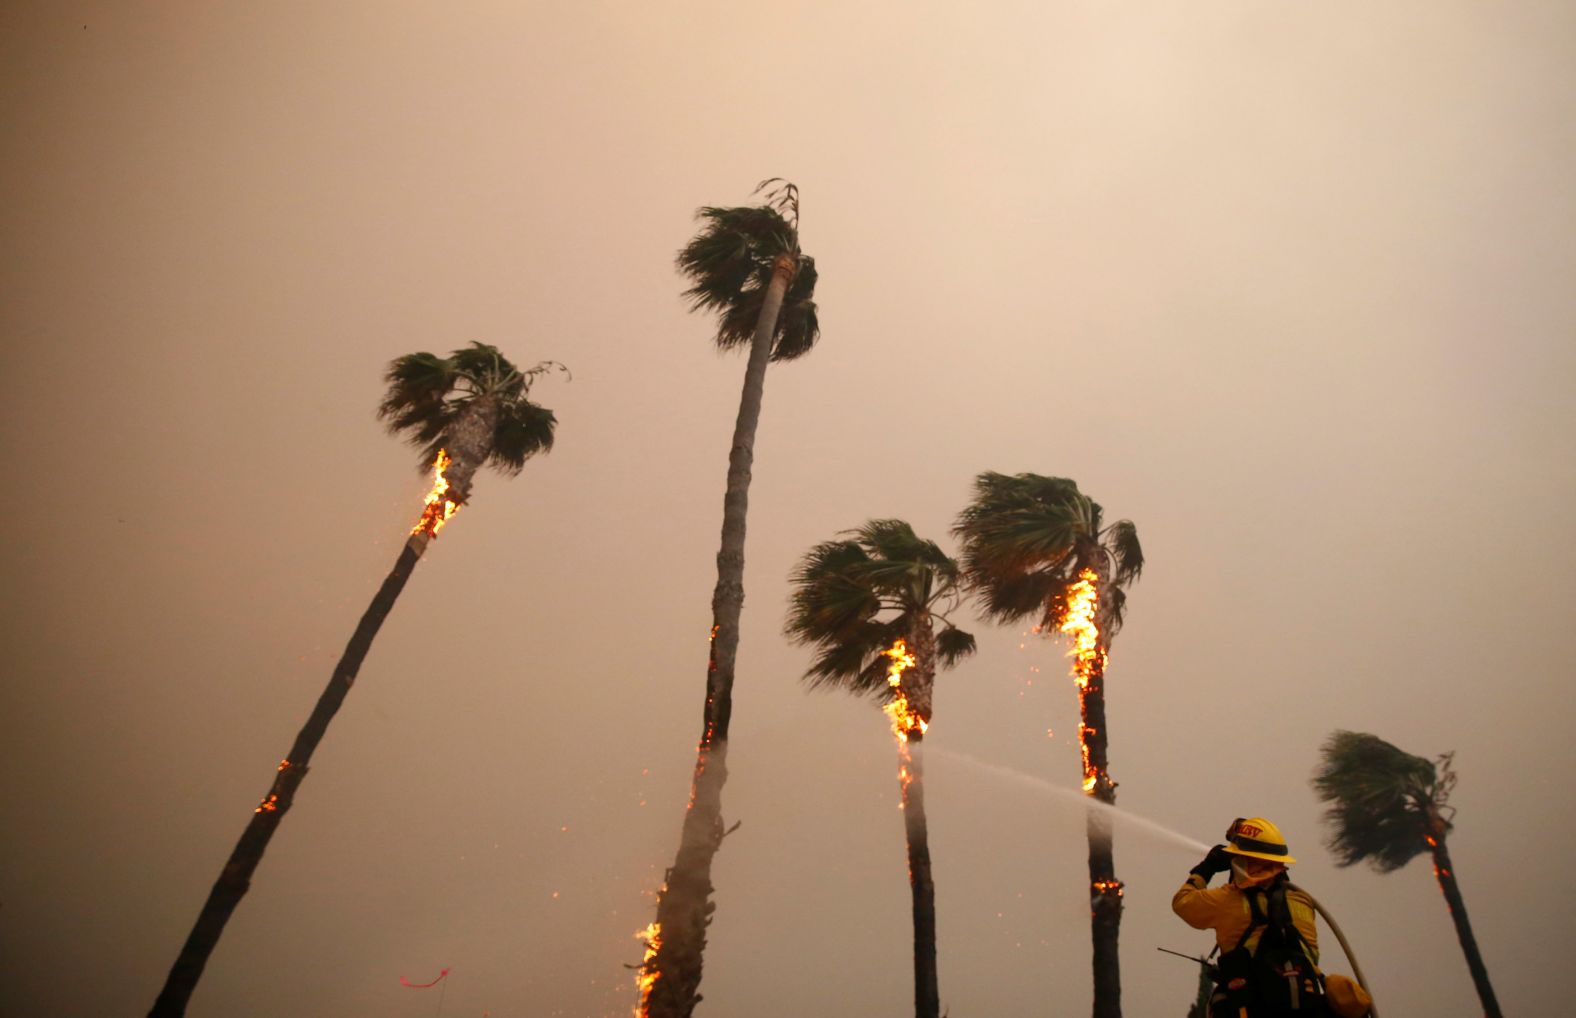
[929,748,1209,853]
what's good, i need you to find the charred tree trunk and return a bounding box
[901,738,940,1018]
[1082,558,1122,1018]
[149,531,436,1016]
[442,396,500,505]
[642,253,795,1018]
[1429,834,1502,1018]
[901,615,940,1018]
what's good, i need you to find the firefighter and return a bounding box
[1173,817,1323,1017]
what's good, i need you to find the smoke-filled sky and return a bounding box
[4,3,1573,1016]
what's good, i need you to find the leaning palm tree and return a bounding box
[638,181,819,1018]
[1313,730,1501,1018]
[953,472,1142,1018]
[149,344,560,1017]
[785,520,975,1018]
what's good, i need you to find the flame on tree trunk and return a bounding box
[149,436,485,1017]
[1061,564,1123,1018]
[639,254,795,1018]
[1427,815,1502,1018]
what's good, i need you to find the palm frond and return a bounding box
[1104,585,1128,638]
[978,568,1064,625]
[803,616,908,695]
[1313,730,1443,872]
[755,177,800,232]
[769,256,820,362]
[936,625,977,667]
[489,400,557,474]
[1105,519,1144,587]
[954,472,1093,578]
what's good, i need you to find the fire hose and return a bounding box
[1286,882,1379,1018]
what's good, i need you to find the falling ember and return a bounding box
[411,449,460,537]
[881,639,927,742]
[1059,569,1108,797]
[633,920,662,1015]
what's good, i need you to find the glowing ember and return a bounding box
[1059,569,1108,797]
[881,639,927,741]
[633,920,662,1015]
[411,450,461,537]
[1092,878,1125,899]
[255,794,279,814]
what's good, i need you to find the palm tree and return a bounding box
[1313,730,1501,1017]
[639,181,819,1018]
[953,472,1142,1018]
[149,344,560,1017]
[785,520,976,1018]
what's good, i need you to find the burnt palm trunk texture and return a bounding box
[901,739,939,1018]
[149,531,436,1016]
[642,253,795,1018]
[1085,559,1122,1018]
[902,617,940,1018]
[1429,834,1502,1018]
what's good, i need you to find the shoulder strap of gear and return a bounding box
[1231,889,1269,953]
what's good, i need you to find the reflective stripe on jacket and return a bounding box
[1171,874,1320,961]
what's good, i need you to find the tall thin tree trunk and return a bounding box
[1083,558,1122,1018]
[149,530,437,1017]
[901,617,940,1018]
[1430,835,1502,1018]
[901,738,940,1018]
[642,253,795,1018]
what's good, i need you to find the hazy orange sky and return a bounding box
[4,3,1573,1016]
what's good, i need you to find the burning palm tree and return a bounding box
[149,344,561,1017]
[785,520,976,1018]
[639,181,819,1018]
[1314,730,1502,1018]
[953,472,1142,1018]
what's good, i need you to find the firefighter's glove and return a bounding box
[1190,844,1232,881]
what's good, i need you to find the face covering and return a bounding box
[1231,858,1284,888]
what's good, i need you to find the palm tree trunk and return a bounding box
[1083,560,1122,1018]
[901,738,940,1018]
[1083,663,1122,1018]
[1429,836,1502,1018]
[148,531,436,1017]
[642,253,795,1018]
[902,617,940,1018]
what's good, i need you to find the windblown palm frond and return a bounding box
[1314,730,1450,873]
[1106,519,1144,588]
[936,626,977,668]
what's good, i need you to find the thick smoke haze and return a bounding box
[3,3,1573,1016]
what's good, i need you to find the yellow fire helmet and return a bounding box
[1224,816,1297,865]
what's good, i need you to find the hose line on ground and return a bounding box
[1287,882,1379,1018]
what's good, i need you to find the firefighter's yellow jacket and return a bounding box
[1171,874,1320,960]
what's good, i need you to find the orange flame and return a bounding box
[412,450,460,537]
[881,639,927,741]
[633,920,662,1015]
[1060,569,1108,796]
